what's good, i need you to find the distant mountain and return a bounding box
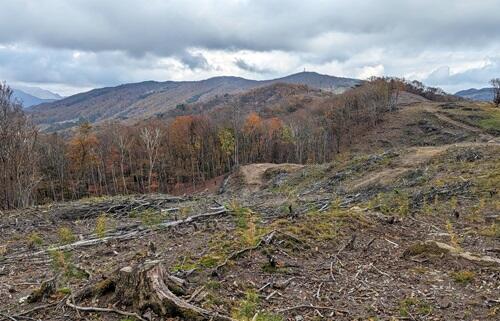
[156,82,333,122]
[16,86,63,100]
[455,88,494,101]
[29,72,361,129]
[12,86,63,108]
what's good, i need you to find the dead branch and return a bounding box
[54,194,186,220]
[0,313,17,321]
[213,231,275,274]
[7,207,228,259]
[66,298,147,321]
[404,240,500,266]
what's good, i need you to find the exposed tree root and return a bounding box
[69,261,236,321]
[66,298,147,321]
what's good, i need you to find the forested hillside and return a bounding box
[1,79,398,209]
[29,72,360,130]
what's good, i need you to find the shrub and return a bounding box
[58,227,76,244]
[27,232,44,248]
[95,213,107,238]
[451,270,475,284]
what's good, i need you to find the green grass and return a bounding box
[450,270,475,284]
[369,190,410,217]
[233,290,283,321]
[133,208,168,227]
[478,109,500,132]
[399,297,432,317]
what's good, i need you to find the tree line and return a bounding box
[1,79,403,209]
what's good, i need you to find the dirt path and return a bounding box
[238,163,304,191]
[423,104,499,143]
[349,102,499,191]
[351,142,499,191]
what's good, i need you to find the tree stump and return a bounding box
[111,262,236,321]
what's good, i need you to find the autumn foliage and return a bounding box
[1,79,400,209]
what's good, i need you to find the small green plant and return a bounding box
[254,312,283,321]
[229,200,251,229]
[49,250,88,281]
[451,270,475,284]
[243,215,257,246]
[399,297,432,317]
[139,209,166,226]
[57,287,72,295]
[371,190,410,216]
[205,280,221,290]
[234,290,259,320]
[27,232,44,248]
[199,254,223,268]
[233,290,283,321]
[58,227,76,244]
[95,213,107,238]
[480,223,500,238]
[179,206,191,218]
[445,220,460,248]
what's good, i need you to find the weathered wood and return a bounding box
[7,207,228,259]
[404,240,500,266]
[71,262,236,321]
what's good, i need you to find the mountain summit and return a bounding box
[12,86,63,108]
[455,87,494,101]
[29,72,361,128]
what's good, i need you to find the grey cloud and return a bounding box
[234,58,273,74]
[177,52,210,70]
[0,46,171,87]
[1,0,499,93]
[1,1,499,57]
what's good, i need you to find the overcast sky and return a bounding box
[1,0,499,96]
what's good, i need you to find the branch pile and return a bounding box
[52,194,186,220]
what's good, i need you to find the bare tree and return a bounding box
[0,82,40,209]
[140,126,161,193]
[491,78,500,107]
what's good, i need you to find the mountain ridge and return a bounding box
[29,72,361,128]
[12,87,62,108]
[455,87,494,101]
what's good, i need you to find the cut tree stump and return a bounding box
[72,261,236,321]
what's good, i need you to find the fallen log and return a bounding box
[403,240,500,266]
[7,207,228,259]
[53,194,186,220]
